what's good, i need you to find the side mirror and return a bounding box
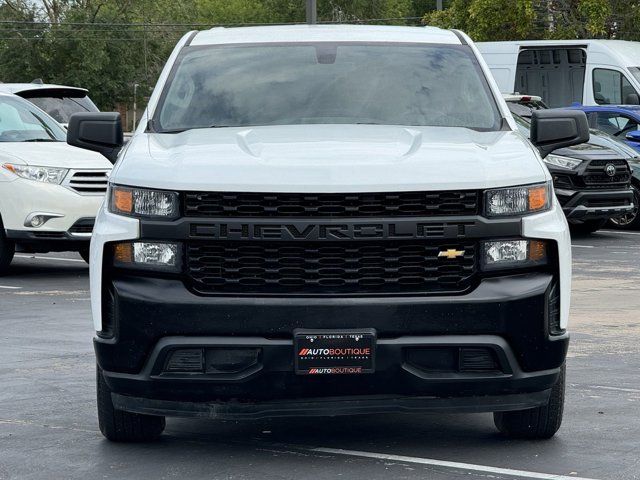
[67,112,123,164]
[530,109,590,158]
[626,130,640,142]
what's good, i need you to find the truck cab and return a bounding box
[67,25,589,442]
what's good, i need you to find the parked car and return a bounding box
[68,25,589,442]
[566,104,640,150]
[478,40,640,107]
[0,80,99,127]
[504,94,635,233]
[0,93,112,272]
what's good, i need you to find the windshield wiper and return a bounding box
[159,125,232,134]
[23,138,58,142]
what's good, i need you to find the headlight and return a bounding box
[543,154,583,170]
[481,239,548,271]
[109,185,179,219]
[113,241,181,272]
[485,182,551,217]
[2,163,68,184]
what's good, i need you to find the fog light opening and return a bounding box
[205,348,260,374]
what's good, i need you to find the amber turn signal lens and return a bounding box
[528,240,547,262]
[113,242,133,263]
[528,186,548,212]
[112,188,133,214]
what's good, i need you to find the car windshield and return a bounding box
[156,43,502,132]
[25,94,99,124]
[0,96,66,142]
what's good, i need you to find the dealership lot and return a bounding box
[0,230,639,480]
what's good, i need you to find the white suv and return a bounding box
[0,93,112,272]
[68,25,589,442]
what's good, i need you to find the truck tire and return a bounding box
[609,184,640,230]
[493,365,565,439]
[0,227,15,276]
[569,219,607,235]
[97,366,165,442]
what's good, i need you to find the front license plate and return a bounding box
[294,329,376,375]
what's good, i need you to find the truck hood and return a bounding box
[113,125,548,192]
[0,142,112,169]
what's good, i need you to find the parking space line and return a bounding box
[15,254,85,263]
[0,285,21,290]
[586,385,640,394]
[310,447,600,480]
[572,245,595,248]
[600,230,640,236]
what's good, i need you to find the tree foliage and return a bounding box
[424,0,620,41]
[0,0,638,111]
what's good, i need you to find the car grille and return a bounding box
[186,240,477,296]
[583,160,631,189]
[63,170,110,195]
[184,191,480,218]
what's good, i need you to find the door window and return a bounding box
[593,69,637,104]
[589,111,640,136]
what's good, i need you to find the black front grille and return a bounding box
[585,198,631,208]
[186,240,477,296]
[583,159,631,189]
[184,191,480,218]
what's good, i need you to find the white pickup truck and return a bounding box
[67,25,588,442]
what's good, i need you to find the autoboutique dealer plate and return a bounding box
[294,329,376,375]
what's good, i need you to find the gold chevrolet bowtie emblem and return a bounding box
[438,249,465,260]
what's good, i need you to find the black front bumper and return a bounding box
[6,229,90,252]
[97,272,567,416]
[556,188,634,220]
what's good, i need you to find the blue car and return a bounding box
[569,104,640,151]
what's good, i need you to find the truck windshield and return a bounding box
[155,43,502,132]
[0,96,66,142]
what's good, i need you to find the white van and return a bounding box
[477,40,640,107]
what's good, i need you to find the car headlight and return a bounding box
[109,185,179,219]
[485,182,551,217]
[481,239,548,271]
[2,163,68,184]
[543,154,583,170]
[113,241,181,272]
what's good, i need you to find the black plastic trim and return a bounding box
[111,389,552,419]
[140,215,522,242]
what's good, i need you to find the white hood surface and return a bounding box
[0,142,112,169]
[113,125,548,192]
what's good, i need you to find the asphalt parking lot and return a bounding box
[1,230,639,480]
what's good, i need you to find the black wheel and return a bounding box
[97,366,165,442]
[609,184,640,230]
[79,247,90,264]
[0,224,15,276]
[494,365,565,439]
[569,219,607,235]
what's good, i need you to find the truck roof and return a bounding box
[190,24,461,47]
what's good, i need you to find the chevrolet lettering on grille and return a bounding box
[190,221,473,241]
